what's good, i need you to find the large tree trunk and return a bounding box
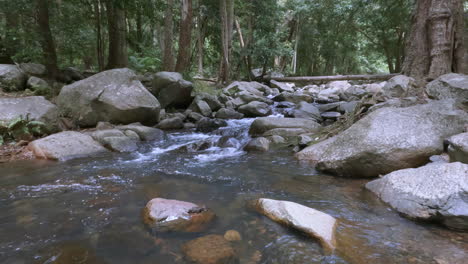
[196,5,206,75]
[175,0,193,73]
[219,0,234,83]
[37,0,59,79]
[162,0,175,71]
[106,0,128,69]
[94,0,105,71]
[402,0,466,80]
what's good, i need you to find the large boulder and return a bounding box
[238,101,271,117]
[215,108,244,120]
[147,71,194,108]
[382,75,416,98]
[223,81,270,96]
[0,96,58,130]
[366,162,468,230]
[255,198,337,252]
[0,64,27,91]
[87,129,138,152]
[292,102,322,122]
[19,63,47,77]
[249,117,321,137]
[28,131,108,161]
[426,73,468,103]
[296,100,468,177]
[157,117,184,130]
[182,235,237,264]
[57,68,160,127]
[446,133,468,164]
[142,198,215,233]
[270,80,295,92]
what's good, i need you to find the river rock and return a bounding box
[273,91,313,104]
[182,235,238,264]
[224,230,242,241]
[366,162,468,230]
[147,71,194,108]
[244,137,270,152]
[117,124,165,141]
[249,117,321,137]
[255,198,337,252]
[196,118,228,133]
[88,129,138,152]
[28,131,108,161]
[0,96,59,130]
[191,99,212,117]
[238,101,272,117]
[296,100,468,177]
[27,76,49,91]
[157,117,184,130]
[19,63,47,77]
[270,80,295,92]
[321,111,341,120]
[426,73,468,103]
[263,128,307,138]
[57,68,160,127]
[238,91,273,104]
[0,64,27,91]
[194,93,223,111]
[446,133,468,163]
[215,108,244,119]
[382,75,416,98]
[142,198,215,233]
[187,111,204,122]
[223,81,269,96]
[292,102,322,122]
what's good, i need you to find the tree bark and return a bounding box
[403,0,466,80]
[94,0,105,71]
[219,0,234,83]
[196,5,206,75]
[175,0,193,73]
[37,0,59,79]
[106,0,128,69]
[162,0,175,71]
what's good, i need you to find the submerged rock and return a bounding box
[366,162,468,230]
[249,117,321,137]
[28,131,108,161]
[296,100,468,177]
[57,68,160,127]
[255,198,337,252]
[182,235,238,264]
[244,137,270,152]
[426,73,468,103]
[445,132,468,164]
[142,198,215,233]
[224,230,242,241]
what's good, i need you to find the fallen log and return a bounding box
[267,74,398,84]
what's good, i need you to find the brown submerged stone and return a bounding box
[182,235,238,264]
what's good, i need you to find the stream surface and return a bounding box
[0,118,467,264]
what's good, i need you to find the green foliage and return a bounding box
[129,49,162,73]
[0,116,48,143]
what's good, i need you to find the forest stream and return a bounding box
[1,117,467,264]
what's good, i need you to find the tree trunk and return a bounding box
[196,6,206,75]
[403,0,466,80]
[175,0,193,73]
[106,0,128,69]
[37,0,59,79]
[94,0,105,71]
[136,2,143,53]
[219,0,234,83]
[162,0,175,71]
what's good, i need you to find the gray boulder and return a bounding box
[19,63,47,76]
[249,117,321,137]
[382,75,416,98]
[270,80,295,92]
[190,99,212,117]
[426,73,468,103]
[88,129,138,152]
[238,101,272,117]
[193,93,223,111]
[28,131,108,161]
[273,91,313,104]
[238,91,273,104]
[446,133,468,164]
[244,137,270,152]
[196,118,228,133]
[147,71,194,108]
[0,96,58,130]
[0,64,27,91]
[57,68,160,127]
[27,76,49,91]
[366,162,468,230]
[296,100,468,177]
[157,117,184,130]
[223,81,270,96]
[117,124,165,141]
[215,108,244,119]
[292,102,321,122]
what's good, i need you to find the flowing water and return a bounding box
[0,118,467,264]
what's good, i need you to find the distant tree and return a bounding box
[37,0,59,78]
[106,0,128,69]
[162,0,175,71]
[175,0,193,73]
[403,0,466,80]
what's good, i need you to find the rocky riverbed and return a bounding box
[0,64,467,263]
